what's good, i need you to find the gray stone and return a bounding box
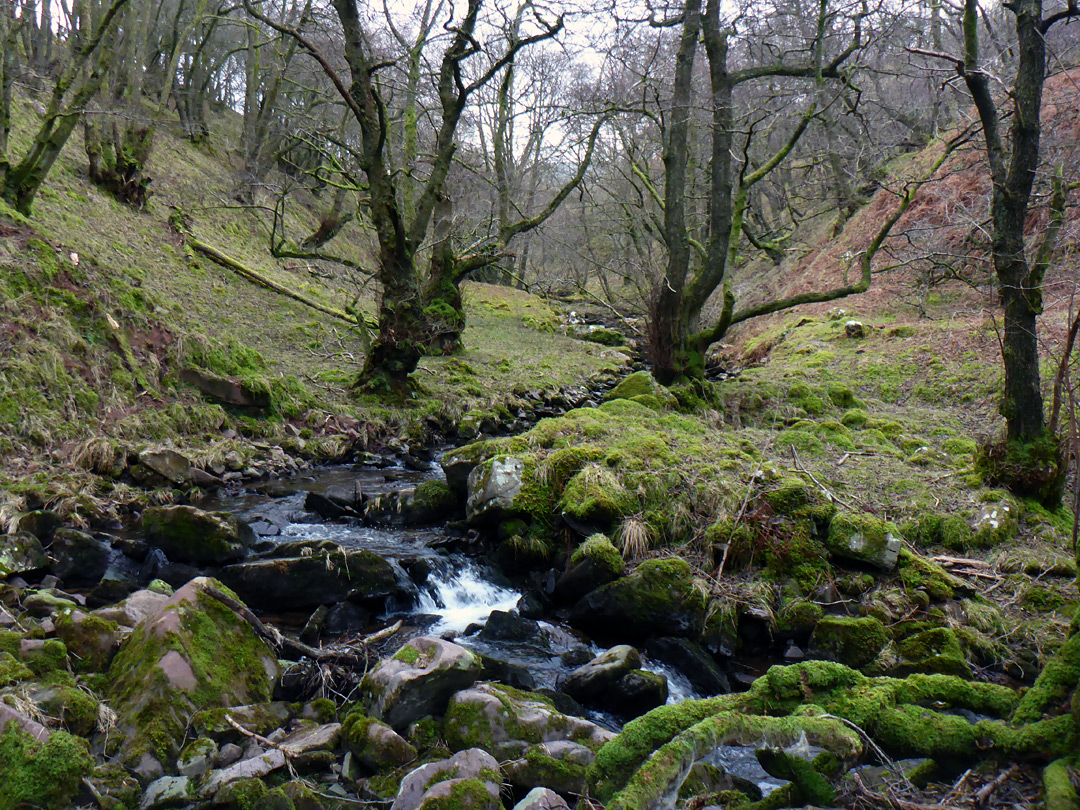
[505,741,597,793]
[48,528,110,584]
[140,776,193,809]
[845,320,865,338]
[364,638,484,732]
[466,456,525,524]
[391,749,501,810]
[138,449,192,485]
[512,788,569,810]
[93,589,170,627]
[563,645,640,701]
[177,738,217,778]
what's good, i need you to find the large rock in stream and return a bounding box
[141,505,254,564]
[562,646,668,719]
[445,682,615,794]
[104,577,280,777]
[362,638,485,732]
[219,544,399,610]
[569,558,707,641]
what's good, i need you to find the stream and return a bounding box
[204,460,702,729]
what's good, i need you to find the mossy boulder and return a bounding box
[390,748,502,810]
[219,547,398,610]
[504,741,599,794]
[894,628,971,677]
[141,505,254,564]
[808,616,889,669]
[342,710,417,772]
[555,534,625,603]
[0,724,94,810]
[54,609,121,673]
[105,577,280,775]
[602,372,677,409]
[363,638,484,732]
[559,465,637,526]
[825,513,901,570]
[444,683,614,761]
[569,558,706,641]
[970,502,1019,547]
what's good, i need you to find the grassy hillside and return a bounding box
[0,91,622,522]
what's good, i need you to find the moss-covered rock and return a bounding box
[559,465,636,526]
[54,609,121,673]
[569,558,707,641]
[445,683,614,761]
[342,709,417,772]
[0,724,94,810]
[363,638,484,732]
[808,615,889,669]
[602,372,677,409]
[141,505,254,564]
[105,577,279,773]
[391,748,502,810]
[825,513,901,570]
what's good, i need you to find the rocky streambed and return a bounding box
[1,373,1076,810]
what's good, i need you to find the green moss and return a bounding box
[417,776,497,810]
[559,465,637,524]
[1043,759,1080,810]
[898,548,964,601]
[393,644,422,665]
[0,725,95,810]
[841,408,870,428]
[809,616,889,669]
[570,534,625,577]
[763,478,812,514]
[41,685,101,736]
[54,611,119,673]
[588,695,737,801]
[0,652,33,687]
[412,480,455,514]
[603,372,676,408]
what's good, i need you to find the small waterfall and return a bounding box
[416,561,521,635]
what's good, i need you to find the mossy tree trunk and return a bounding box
[244,0,566,393]
[0,0,131,215]
[926,0,1073,499]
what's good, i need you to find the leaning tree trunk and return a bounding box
[358,255,427,393]
[421,194,466,356]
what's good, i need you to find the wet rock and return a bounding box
[141,505,254,564]
[478,655,537,691]
[569,558,706,641]
[391,748,502,810]
[219,548,398,610]
[445,682,615,761]
[86,564,140,608]
[342,710,417,771]
[512,788,570,810]
[478,610,544,643]
[646,637,730,695]
[0,532,48,577]
[564,645,640,698]
[825,513,901,571]
[466,456,525,524]
[23,589,77,616]
[138,449,192,485]
[47,528,110,585]
[366,481,458,527]
[305,489,358,519]
[363,637,484,732]
[808,615,889,670]
[105,577,280,772]
[300,605,328,644]
[325,602,371,637]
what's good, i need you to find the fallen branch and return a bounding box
[188,236,359,326]
[205,586,399,667]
